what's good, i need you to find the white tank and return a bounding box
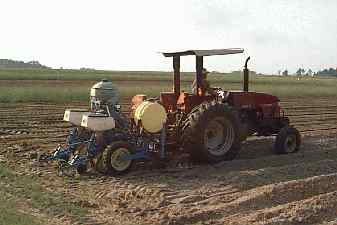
[81,113,115,131]
[90,79,119,105]
[63,109,89,126]
[134,101,167,133]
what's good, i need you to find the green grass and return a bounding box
[0,87,88,103]
[0,194,43,225]
[0,83,173,103]
[0,68,336,103]
[0,68,192,81]
[1,79,336,104]
[0,163,89,223]
[0,68,275,82]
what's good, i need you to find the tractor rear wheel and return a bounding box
[274,126,301,154]
[181,101,241,163]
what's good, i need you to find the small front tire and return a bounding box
[274,126,301,154]
[106,141,133,175]
[76,164,88,175]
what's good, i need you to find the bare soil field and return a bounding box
[0,96,336,225]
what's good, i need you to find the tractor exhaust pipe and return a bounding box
[243,56,251,92]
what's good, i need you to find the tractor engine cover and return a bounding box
[134,101,167,133]
[90,79,119,105]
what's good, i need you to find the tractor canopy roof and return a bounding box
[162,48,244,57]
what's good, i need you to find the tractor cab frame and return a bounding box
[161,48,247,114]
[163,48,244,97]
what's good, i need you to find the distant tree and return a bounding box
[296,68,306,76]
[27,60,40,65]
[317,68,337,77]
[282,70,288,76]
[306,69,313,76]
[0,59,49,69]
[328,68,336,74]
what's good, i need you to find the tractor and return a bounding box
[127,49,301,166]
[41,48,301,175]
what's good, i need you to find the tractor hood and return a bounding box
[226,91,280,109]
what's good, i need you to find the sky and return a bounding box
[0,0,336,74]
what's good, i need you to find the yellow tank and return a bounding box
[134,101,167,133]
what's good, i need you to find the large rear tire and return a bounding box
[181,101,241,163]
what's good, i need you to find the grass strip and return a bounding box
[0,193,43,225]
[0,68,336,83]
[0,68,336,103]
[0,81,336,103]
[0,163,89,224]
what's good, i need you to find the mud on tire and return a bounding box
[181,101,241,163]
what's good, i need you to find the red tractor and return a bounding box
[130,48,301,164]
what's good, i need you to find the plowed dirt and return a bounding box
[0,97,336,225]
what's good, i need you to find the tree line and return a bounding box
[278,67,337,77]
[316,68,337,77]
[0,59,50,69]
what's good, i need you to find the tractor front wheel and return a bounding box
[274,126,301,154]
